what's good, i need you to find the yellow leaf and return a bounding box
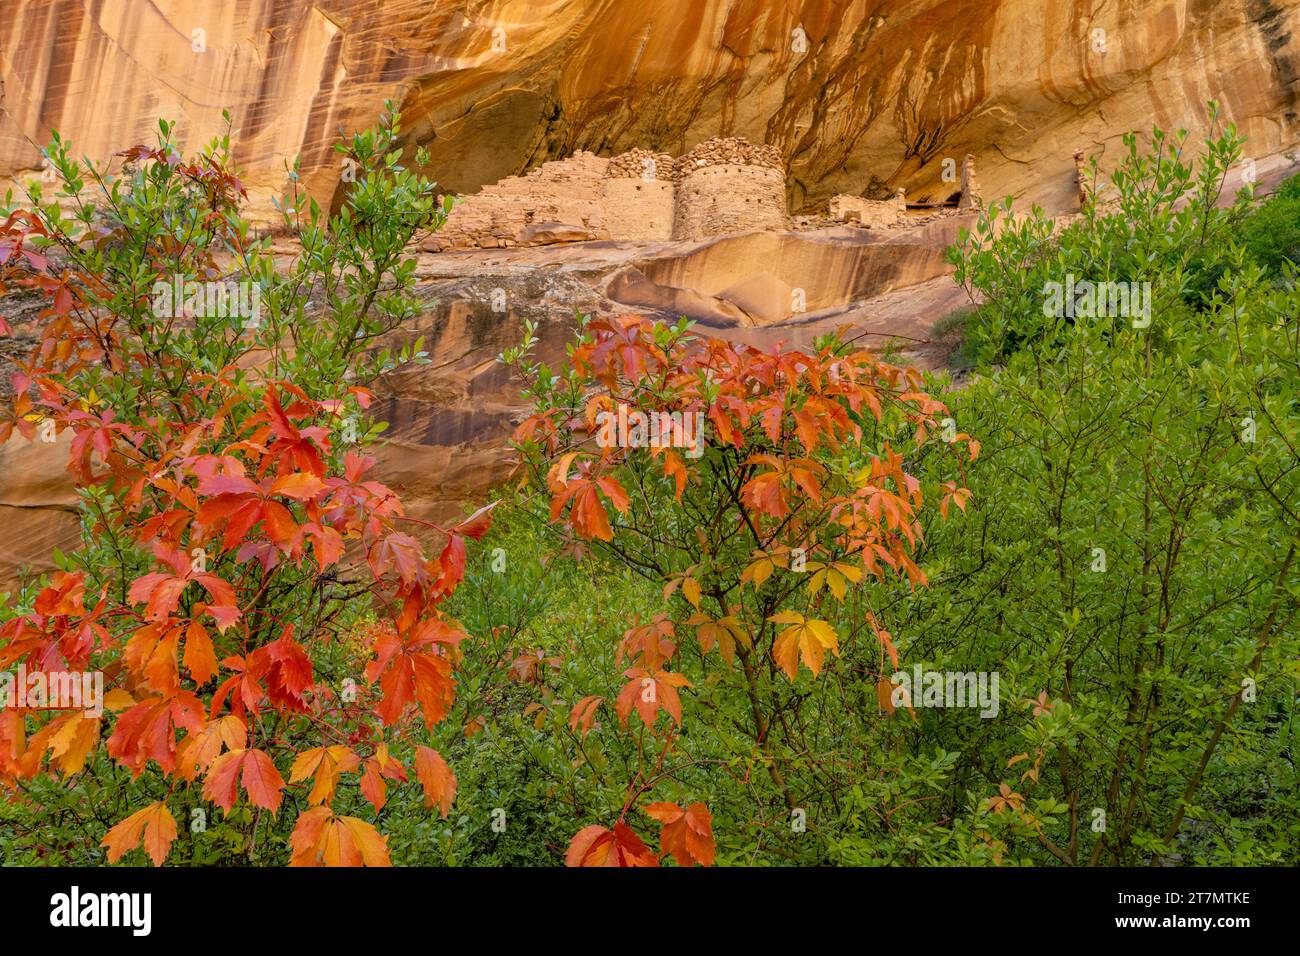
[103,689,135,712]
[769,612,839,679]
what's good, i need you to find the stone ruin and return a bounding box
[957,154,981,210]
[422,152,610,252]
[423,137,788,251]
[670,139,788,240]
[826,153,982,227]
[421,137,989,253]
[828,189,908,227]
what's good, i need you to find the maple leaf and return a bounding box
[359,743,407,812]
[366,616,463,731]
[615,667,691,728]
[644,801,716,866]
[101,802,178,866]
[290,745,360,806]
[289,807,392,867]
[568,695,603,737]
[565,821,659,867]
[127,541,240,630]
[202,747,286,813]
[769,611,839,680]
[414,745,457,818]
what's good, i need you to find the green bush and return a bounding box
[913,122,1300,865]
[1240,173,1300,275]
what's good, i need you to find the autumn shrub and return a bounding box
[0,108,493,866]
[501,314,984,865]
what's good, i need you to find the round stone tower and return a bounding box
[670,138,788,241]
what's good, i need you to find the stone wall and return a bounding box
[602,149,676,241]
[606,149,675,181]
[957,154,982,209]
[829,191,907,227]
[601,179,675,241]
[670,138,788,241]
[426,137,791,249]
[425,152,611,251]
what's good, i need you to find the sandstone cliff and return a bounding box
[4,1,1299,218]
[3,0,1300,588]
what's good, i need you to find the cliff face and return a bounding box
[3,1,1299,218]
[3,0,1300,588]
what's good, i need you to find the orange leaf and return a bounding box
[289,745,360,806]
[101,802,177,866]
[289,807,391,867]
[202,747,285,813]
[414,746,457,818]
[565,821,658,867]
[644,801,716,866]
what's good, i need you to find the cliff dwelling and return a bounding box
[422,136,980,253]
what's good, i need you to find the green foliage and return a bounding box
[1239,173,1300,276]
[948,110,1252,363]
[915,119,1300,865]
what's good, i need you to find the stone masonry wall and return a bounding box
[425,137,790,250]
[426,152,611,251]
[670,138,788,240]
[829,191,907,227]
[602,179,675,240]
[602,148,676,241]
